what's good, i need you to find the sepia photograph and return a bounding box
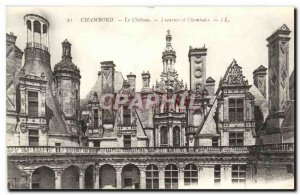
[5,6,295,190]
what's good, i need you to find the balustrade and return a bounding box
[7,143,293,156]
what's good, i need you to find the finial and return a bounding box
[167,29,170,35]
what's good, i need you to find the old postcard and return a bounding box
[6,6,295,190]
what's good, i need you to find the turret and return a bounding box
[54,39,81,133]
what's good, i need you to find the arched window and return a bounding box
[145,165,159,189]
[165,164,178,189]
[160,126,168,146]
[43,24,47,34]
[184,164,198,187]
[26,20,31,30]
[33,20,41,46]
[173,126,180,146]
[62,165,80,189]
[32,166,55,189]
[33,20,41,33]
[122,164,140,189]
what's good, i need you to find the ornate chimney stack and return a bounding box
[127,72,136,91]
[266,24,291,129]
[141,71,152,93]
[267,24,291,114]
[62,39,72,61]
[188,45,207,93]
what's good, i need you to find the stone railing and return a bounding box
[249,143,294,153]
[7,143,293,156]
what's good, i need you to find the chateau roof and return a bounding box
[54,60,80,76]
[216,59,249,94]
[253,65,267,75]
[206,76,215,83]
[249,85,269,120]
[266,24,291,44]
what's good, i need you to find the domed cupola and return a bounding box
[54,39,80,79]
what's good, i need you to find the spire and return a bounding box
[165,30,173,51]
[62,39,72,61]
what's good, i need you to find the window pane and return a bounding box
[192,179,198,184]
[146,172,151,177]
[229,139,236,146]
[160,128,168,145]
[232,172,238,178]
[237,133,244,138]
[240,172,246,178]
[153,179,159,189]
[232,165,238,170]
[237,139,244,146]
[229,108,236,121]
[123,108,131,126]
[146,180,152,189]
[184,172,190,178]
[192,171,197,177]
[28,101,38,117]
[29,130,38,136]
[173,128,180,146]
[165,172,171,177]
[237,108,244,121]
[29,137,39,146]
[214,172,220,177]
[232,179,238,183]
[172,180,178,189]
[184,179,190,185]
[237,99,244,107]
[214,179,220,183]
[172,171,178,177]
[229,99,235,107]
[165,179,171,189]
[28,91,38,101]
[229,133,236,138]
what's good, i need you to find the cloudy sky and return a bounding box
[6,6,294,99]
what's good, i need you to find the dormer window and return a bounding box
[229,99,244,122]
[123,107,131,126]
[93,109,98,128]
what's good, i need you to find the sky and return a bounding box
[6,6,294,99]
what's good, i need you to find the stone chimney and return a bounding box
[100,61,115,94]
[267,24,291,114]
[127,72,136,91]
[6,32,17,45]
[205,77,215,96]
[141,71,151,93]
[253,65,267,98]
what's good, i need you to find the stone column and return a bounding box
[199,165,214,188]
[31,20,34,45]
[197,166,202,189]
[79,169,85,189]
[116,166,122,189]
[40,22,43,47]
[54,169,62,189]
[94,165,100,189]
[139,166,147,189]
[169,126,173,146]
[159,166,165,189]
[47,27,49,48]
[27,171,33,189]
[221,165,232,186]
[178,164,184,189]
